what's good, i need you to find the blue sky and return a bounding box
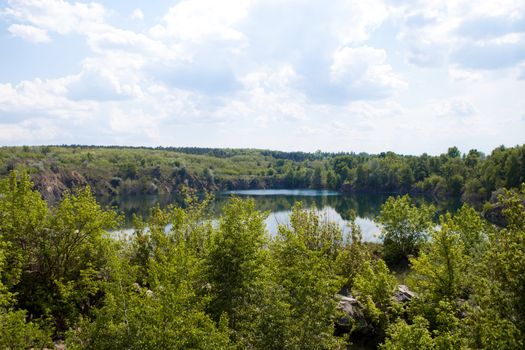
[0,0,524,155]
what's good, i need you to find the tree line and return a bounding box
[1,144,524,208]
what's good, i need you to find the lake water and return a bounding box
[214,189,388,242]
[105,189,459,242]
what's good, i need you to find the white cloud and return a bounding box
[519,63,525,79]
[149,0,251,43]
[448,66,482,82]
[222,65,307,125]
[0,78,98,121]
[107,106,161,138]
[85,27,183,62]
[130,8,143,20]
[433,98,476,117]
[66,65,143,101]
[1,0,524,153]
[328,0,390,44]
[451,36,525,70]
[8,23,50,43]
[330,46,406,90]
[3,0,107,35]
[396,0,525,71]
[2,0,403,106]
[0,119,61,143]
[236,1,398,103]
[345,100,405,121]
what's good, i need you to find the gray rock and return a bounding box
[335,284,416,336]
[335,294,368,334]
[337,295,360,318]
[394,284,416,303]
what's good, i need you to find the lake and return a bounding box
[215,189,389,242]
[104,189,460,242]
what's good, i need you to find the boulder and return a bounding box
[334,284,416,336]
[335,294,368,335]
[337,295,360,319]
[393,284,416,303]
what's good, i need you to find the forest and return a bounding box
[1,144,524,209]
[1,167,524,349]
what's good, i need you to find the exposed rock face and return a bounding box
[33,170,89,202]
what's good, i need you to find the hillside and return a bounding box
[1,145,524,207]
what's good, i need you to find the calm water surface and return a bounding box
[105,189,459,242]
[215,189,388,242]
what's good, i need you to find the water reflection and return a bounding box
[211,190,390,242]
[101,189,460,243]
[213,190,391,220]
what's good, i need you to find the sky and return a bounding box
[0,0,524,155]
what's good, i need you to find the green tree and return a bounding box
[67,205,230,349]
[311,166,325,189]
[447,174,464,197]
[335,210,371,289]
[269,205,344,349]
[504,151,521,188]
[409,217,466,302]
[326,169,339,190]
[0,171,47,290]
[206,198,268,334]
[451,204,486,257]
[469,185,525,346]
[353,259,399,335]
[381,316,435,350]
[0,242,51,350]
[465,149,482,168]
[377,195,435,266]
[447,146,461,159]
[33,188,118,332]
[0,171,120,334]
[356,164,368,188]
[288,203,344,260]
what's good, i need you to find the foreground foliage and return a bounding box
[0,170,524,349]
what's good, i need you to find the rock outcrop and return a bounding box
[393,284,416,303]
[335,284,416,336]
